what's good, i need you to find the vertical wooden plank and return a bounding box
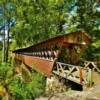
[87,68,93,87]
[79,68,83,84]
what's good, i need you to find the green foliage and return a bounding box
[85,39,100,61]
[0,62,46,99]
[8,76,26,100]
[11,0,65,48]
[26,72,46,97]
[64,0,100,61]
[0,62,13,84]
[9,72,46,99]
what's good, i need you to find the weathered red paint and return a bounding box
[13,53,55,77]
[79,68,83,84]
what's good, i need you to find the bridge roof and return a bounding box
[13,31,91,53]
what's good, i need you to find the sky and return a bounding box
[0,37,2,41]
[0,30,8,42]
[97,7,100,12]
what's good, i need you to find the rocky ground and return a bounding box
[36,72,100,100]
[36,85,100,100]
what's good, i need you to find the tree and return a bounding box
[64,0,100,61]
[11,0,65,48]
[0,0,15,62]
[0,62,46,100]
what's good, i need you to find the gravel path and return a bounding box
[36,72,100,100]
[36,85,100,100]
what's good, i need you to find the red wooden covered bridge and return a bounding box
[12,31,94,86]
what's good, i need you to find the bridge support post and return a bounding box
[87,68,93,87]
[79,68,83,84]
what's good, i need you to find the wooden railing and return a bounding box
[53,61,96,87]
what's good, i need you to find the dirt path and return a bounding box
[36,87,100,100]
[93,71,100,85]
[36,72,100,100]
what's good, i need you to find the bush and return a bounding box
[0,62,46,99]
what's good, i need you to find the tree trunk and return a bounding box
[2,27,6,63]
[5,24,10,62]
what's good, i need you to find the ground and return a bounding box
[36,72,100,100]
[36,85,100,100]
